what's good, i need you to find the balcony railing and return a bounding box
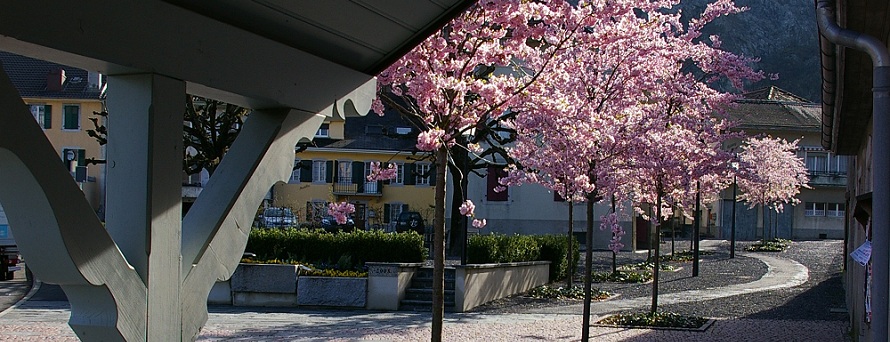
[807,172,847,187]
[332,180,383,196]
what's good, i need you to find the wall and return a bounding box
[846,119,873,341]
[451,179,636,251]
[24,98,104,210]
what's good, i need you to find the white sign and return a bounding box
[851,240,872,267]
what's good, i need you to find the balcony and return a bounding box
[332,180,383,196]
[807,172,847,188]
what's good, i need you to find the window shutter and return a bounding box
[487,165,508,201]
[352,161,364,186]
[429,163,437,186]
[43,105,52,129]
[300,162,312,182]
[384,204,391,223]
[325,160,333,183]
[77,149,86,166]
[404,163,416,185]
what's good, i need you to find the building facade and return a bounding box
[272,111,436,231]
[0,51,106,213]
[715,87,846,241]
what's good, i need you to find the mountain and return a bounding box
[681,0,821,102]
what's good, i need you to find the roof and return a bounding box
[163,0,475,75]
[0,51,103,100]
[817,1,890,154]
[723,86,822,132]
[0,0,474,112]
[313,108,422,152]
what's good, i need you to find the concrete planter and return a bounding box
[365,262,424,310]
[297,276,367,307]
[454,261,550,312]
[230,263,299,306]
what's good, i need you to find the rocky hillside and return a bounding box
[681,0,821,102]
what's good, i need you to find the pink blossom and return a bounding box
[367,161,398,181]
[416,129,445,151]
[472,219,487,229]
[327,202,355,225]
[736,136,809,211]
[599,212,625,254]
[459,200,476,217]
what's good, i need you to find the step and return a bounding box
[404,288,455,301]
[408,278,456,291]
[399,299,456,312]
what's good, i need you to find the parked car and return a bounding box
[321,215,355,233]
[396,211,425,234]
[258,207,297,228]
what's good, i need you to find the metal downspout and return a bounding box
[817,1,890,341]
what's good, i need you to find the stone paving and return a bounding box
[0,240,852,341]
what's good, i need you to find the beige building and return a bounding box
[0,51,106,213]
[716,86,846,240]
[272,111,435,230]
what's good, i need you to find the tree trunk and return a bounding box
[651,190,662,314]
[447,139,470,259]
[431,147,447,342]
[567,200,574,288]
[581,198,595,341]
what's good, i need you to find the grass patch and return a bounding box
[618,261,677,272]
[598,312,709,329]
[591,270,652,283]
[656,250,716,262]
[746,238,791,252]
[527,285,611,300]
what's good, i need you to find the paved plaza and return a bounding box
[0,240,852,341]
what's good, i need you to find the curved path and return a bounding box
[522,251,809,315]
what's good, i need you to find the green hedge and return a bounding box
[246,228,425,270]
[467,234,579,281]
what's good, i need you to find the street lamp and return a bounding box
[730,161,739,259]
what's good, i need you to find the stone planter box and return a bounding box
[230,263,299,307]
[454,261,550,312]
[365,262,424,310]
[297,276,367,308]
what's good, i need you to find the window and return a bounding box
[804,202,826,217]
[486,165,508,201]
[312,160,326,183]
[337,160,352,184]
[30,104,51,129]
[290,159,301,183]
[364,161,379,193]
[393,162,404,185]
[315,123,330,138]
[62,104,80,130]
[829,155,848,174]
[416,163,431,185]
[827,203,845,217]
[805,152,827,174]
[383,203,408,227]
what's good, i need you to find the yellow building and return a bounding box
[272,111,435,230]
[0,51,105,213]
